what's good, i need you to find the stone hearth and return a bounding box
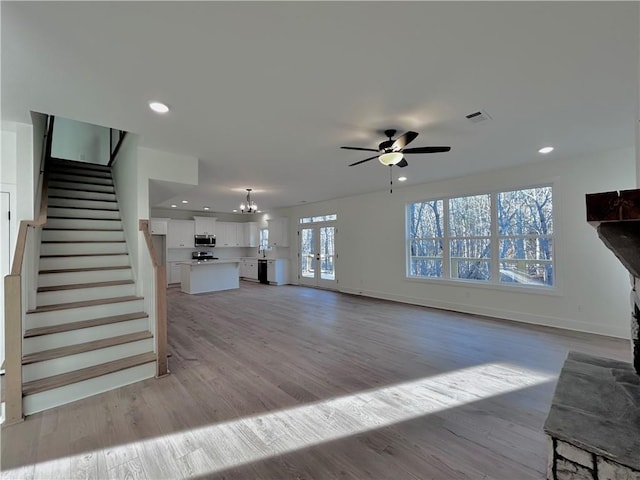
[545,352,640,480]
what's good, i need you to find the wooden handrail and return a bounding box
[108,131,127,167]
[139,219,168,377]
[4,123,52,424]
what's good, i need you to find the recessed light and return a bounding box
[203,207,210,211]
[233,209,238,212]
[171,204,177,208]
[398,176,407,182]
[538,146,554,154]
[181,200,188,204]
[257,210,262,213]
[149,101,169,114]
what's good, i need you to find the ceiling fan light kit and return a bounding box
[341,128,452,193]
[378,152,404,166]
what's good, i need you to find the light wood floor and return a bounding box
[2,282,630,479]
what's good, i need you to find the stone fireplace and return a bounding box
[544,190,640,480]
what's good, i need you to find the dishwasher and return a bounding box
[258,259,268,284]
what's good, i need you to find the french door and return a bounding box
[299,224,337,289]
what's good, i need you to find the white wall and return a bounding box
[284,148,636,339]
[51,117,110,165]
[111,133,141,281]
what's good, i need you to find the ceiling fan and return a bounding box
[341,129,451,168]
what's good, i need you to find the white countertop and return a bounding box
[178,259,241,266]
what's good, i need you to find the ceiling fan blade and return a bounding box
[403,146,451,154]
[391,131,419,150]
[396,158,409,168]
[349,155,379,167]
[340,146,379,152]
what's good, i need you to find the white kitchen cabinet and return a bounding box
[267,217,289,247]
[193,216,217,236]
[167,220,195,248]
[235,223,245,247]
[240,259,259,280]
[245,222,258,247]
[169,261,182,284]
[150,218,169,235]
[267,259,288,285]
[216,222,234,247]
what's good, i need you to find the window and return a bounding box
[259,228,269,250]
[407,186,554,288]
[300,214,337,224]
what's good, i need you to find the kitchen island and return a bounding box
[179,259,241,294]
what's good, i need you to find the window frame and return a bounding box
[405,183,558,294]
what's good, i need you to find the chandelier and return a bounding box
[240,188,257,213]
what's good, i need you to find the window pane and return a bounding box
[450,238,491,259]
[409,200,443,239]
[410,258,443,278]
[452,260,491,280]
[410,239,443,258]
[451,238,491,280]
[449,194,491,237]
[499,238,553,261]
[500,261,553,286]
[498,186,553,236]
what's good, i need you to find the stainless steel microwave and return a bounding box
[194,235,216,247]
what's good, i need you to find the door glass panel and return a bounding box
[320,226,335,281]
[300,228,315,278]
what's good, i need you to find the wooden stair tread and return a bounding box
[22,352,156,396]
[25,312,149,337]
[50,158,111,171]
[48,178,113,187]
[23,331,153,365]
[50,171,112,179]
[42,240,125,244]
[27,295,143,313]
[37,279,134,292]
[43,227,124,232]
[45,187,115,194]
[47,216,121,221]
[44,205,118,212]
[40,253,128,258]
[39,266,131,274]
[48,195,116,202]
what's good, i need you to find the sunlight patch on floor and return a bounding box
[4,363,554,479]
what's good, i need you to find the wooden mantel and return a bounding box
[586,189,640,278]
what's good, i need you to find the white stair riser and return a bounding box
[37,283,136,306]
[23,362,156,415]
[48,197,118,210]
[26,299,145,329]
[45,218,122,230]
[39,254,130,270]
[38,268,133,287]
[48,189,116,201]
[23,339,153,382]
[49,173,113,186]
[24,318,150,354]
[42,230,125,242]
[48,180,114,193]
[40,242,127,256]
[49,167,112,179]
[47,207,120,220]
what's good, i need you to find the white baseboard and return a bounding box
[339,287,630,340]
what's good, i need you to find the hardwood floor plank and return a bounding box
[2,282,630,479]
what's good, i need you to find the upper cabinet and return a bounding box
[167,219,195,248]
[267,217,289,247]
[194,216,217,236]
[150,218,169,235]
[246,222,258,247]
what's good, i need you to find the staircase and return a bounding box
[22,158,156,414]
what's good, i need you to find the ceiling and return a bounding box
[2,2,638,213]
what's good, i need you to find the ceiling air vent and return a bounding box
[465,110,492,123]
